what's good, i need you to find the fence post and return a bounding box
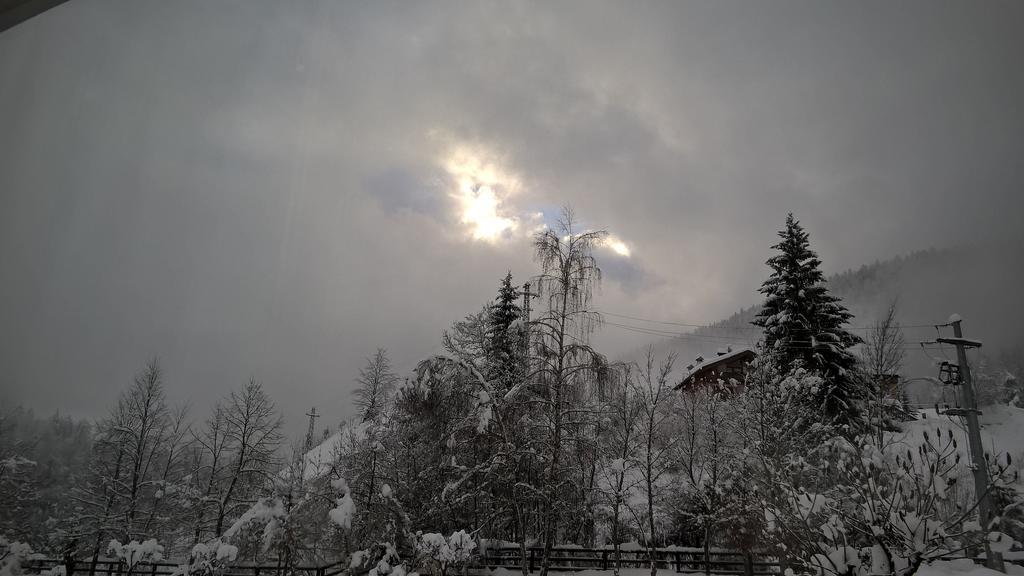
[529,549,535,573]
[743,552,753,576]
[602,551,608,571]
[675,552,681,573]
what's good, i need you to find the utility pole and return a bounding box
[937,316,1003,572]
[304,407,320,452]
[522,282,533,357]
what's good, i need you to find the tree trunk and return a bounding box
[647,445,657,576]
[540,286,569,576]
[612,493,622,576]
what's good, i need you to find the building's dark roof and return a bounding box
[675,346,756,391]
[1,0,72,34]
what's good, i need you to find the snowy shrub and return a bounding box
[763,429,1019,576]
[222,497,286,554]
[177,540,238,576]
[414,530,476,576]
[329,476,356,532]
[349,542,411,576]
[0,536,34,576]
[330,493,357,530]
[107,539,164,574]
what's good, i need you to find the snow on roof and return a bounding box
[676,346,755,390]
[686,346,753,372]
[937,337,983,348]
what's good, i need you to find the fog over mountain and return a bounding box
[639,238,1024,401]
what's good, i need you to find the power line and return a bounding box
[601,320,932,351]
[598,311,710,328]
[597,308,944,332]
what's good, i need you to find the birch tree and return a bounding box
[530,207,607,576]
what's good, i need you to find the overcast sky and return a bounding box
[2,0,1022,435]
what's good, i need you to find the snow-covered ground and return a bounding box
[301,421,372,480]
[917,559,1024,576]
[486,560,1024,576]
[889,405,1024,491]
[895,405,1024,456]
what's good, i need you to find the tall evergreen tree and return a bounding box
[485,272,523,390]
[753,214,864,424]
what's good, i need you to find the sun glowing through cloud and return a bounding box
[444,148,524,242]
[456,183,517,241]
[440,146,633,254]
[603,235,632,257]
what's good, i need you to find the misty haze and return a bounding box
[1,3,1023,576]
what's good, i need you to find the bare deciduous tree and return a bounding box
[73,359,189,568]
[214,379,283,536]
[530,207,607,576]
[190,403,230,544]
[630,349,677,576]
[354,349,400,423]
[860,303,906,445]
[595,364,642,576]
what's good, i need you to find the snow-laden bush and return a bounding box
[414,530,476,576]
[176,540,238,576]
[329,477,356,531]
[0,536,34,576]
[107,539,164,575]
[222,497,286,554]
[349,542,414,576]
[763,429,1019,576]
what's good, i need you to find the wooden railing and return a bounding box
[477,546,780,575]
[26,548,777,576]
[23,558,349,576]
[28,549,1021,576]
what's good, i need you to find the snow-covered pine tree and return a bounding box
[753,214,865,426]
[484,272,523,392]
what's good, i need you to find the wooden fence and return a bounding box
[25,549,1022,576]
[477,546,778,575]
[23,557,348,576]
[25,547,779,576]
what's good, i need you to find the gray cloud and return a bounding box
[1,0,1022,436]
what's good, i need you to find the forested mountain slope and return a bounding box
[640,239,1024,396]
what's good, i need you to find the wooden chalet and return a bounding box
[674,346,756,392]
